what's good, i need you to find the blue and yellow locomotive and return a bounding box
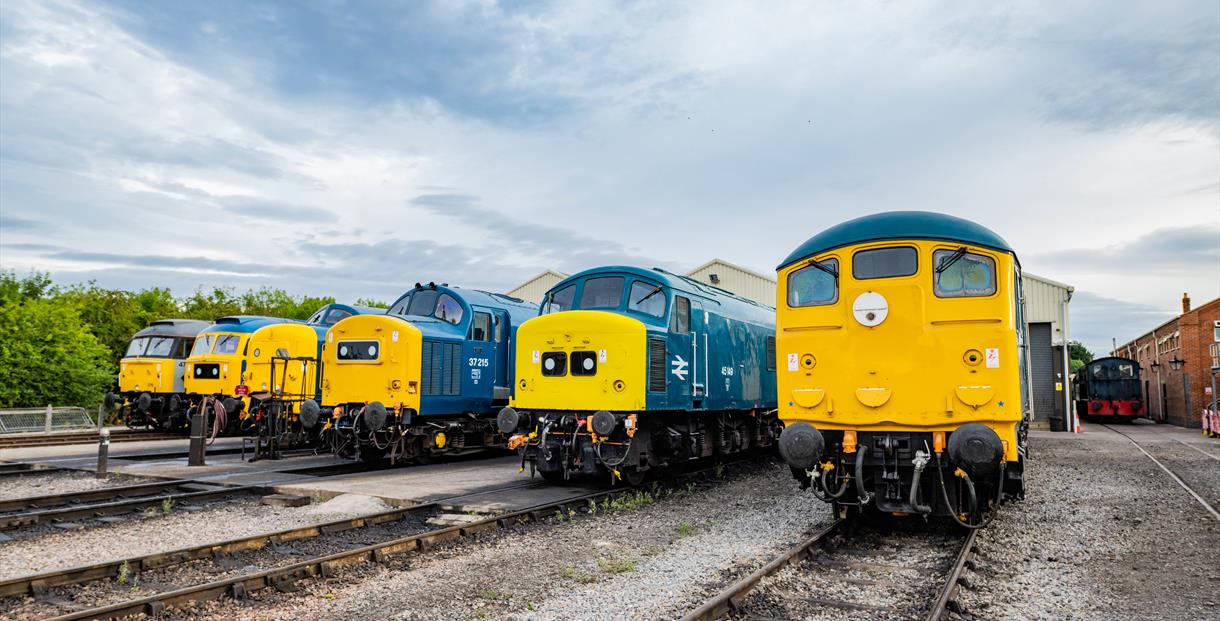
[498,266,779,484]
[775,212,1028,527]
[108,319,212,431]
[320,283,537,464]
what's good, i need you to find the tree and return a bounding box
[354,298,389,309]
[1068,340,1093,375]
[0,297,113,408]
[182,287,242,321]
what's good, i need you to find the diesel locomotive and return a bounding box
[775,212,1027,527]
[1073,356,1144,421]
[498,266,780,484]
[108,319,212,430]
[319,283,537,464]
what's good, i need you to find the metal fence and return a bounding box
[0,406,97,434]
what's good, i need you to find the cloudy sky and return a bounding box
[1,0,1217,355]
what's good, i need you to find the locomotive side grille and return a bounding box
[765,336,776,371]
[443,342,460,395]
[420,341,460,396]
[648,337,667,392]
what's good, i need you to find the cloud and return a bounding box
[1030,225,1220,274]
[0,215,44,231]
[1070,290,1178,357]
[0,0,1217,350]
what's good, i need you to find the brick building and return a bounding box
[1114,294,1220,428]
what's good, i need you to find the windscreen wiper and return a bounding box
[935,246,969,274]
[634,285,664,306]
[806,258,838,279]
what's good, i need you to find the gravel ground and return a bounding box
[729,525,963,621]
[0,494,397,581]
[142,458,831,621]
[0,470,150,500]
[953,430,1220,620]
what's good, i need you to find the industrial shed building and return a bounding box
[506,270,569,304]
[1021,273,1075,430]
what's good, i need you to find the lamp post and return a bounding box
[1169,357,1185,371]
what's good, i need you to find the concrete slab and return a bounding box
[0,436,245,463]
[262,494,310,507]
[275,455,592,511]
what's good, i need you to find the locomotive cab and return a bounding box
[776,212,1029,527]
[502,267,779,484]
[110,319,211,431]
[321,283,536,464]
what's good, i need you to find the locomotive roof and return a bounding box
[549,265,775,326]
[134,319,213,338]
[1086,356,1139,367]
[385,284,539,338]
[201,315,299,334]
[778,211,1015,270]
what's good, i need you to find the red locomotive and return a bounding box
[1073,357,1145,421]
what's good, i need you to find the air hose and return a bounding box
[935,452,1005,530]
[854,446,872,505]
[819,465,851,500]
[909,451,932,514]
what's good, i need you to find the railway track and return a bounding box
[1100,424,1220,522]
[680,521,978,621]
[1,480,630,621]
[0,430,181,449]
[0,481,263,532]
[0,463,59,477]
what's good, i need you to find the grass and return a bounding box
[676,521,698,538]
[598,489,656,513]
[116,560,130,585]
[559,564,597,584]
[478,588,505,601]
[161,498,175,514]
[597,556,637,574]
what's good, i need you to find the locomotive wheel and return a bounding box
[620,467,647,486]
[358,444,387,466]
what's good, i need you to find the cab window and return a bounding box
[190,335,215,356]
[580,276,624,309]
[853,247,917,279]
[125,338,148,357]
[434,294,464,325]
[406,290,438,316]
[175,339,193,358]
[306,310,326,324]
[671,296,691,334]
[628,281,666,318]
[543,284,576,314]
[214,335,241,355]
[145,336,175,357]
[325,309,352,325]
[471,312,492,341]
[787,258,839,307]
[933,250,996,297]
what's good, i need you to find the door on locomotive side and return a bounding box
[465,307,498,408]
[665,295,707,410]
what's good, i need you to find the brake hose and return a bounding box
[854,446,872,505]
[935,452,1004,530]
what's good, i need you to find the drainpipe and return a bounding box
[1060,290,1074,431]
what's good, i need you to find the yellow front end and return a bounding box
[119,358,175,394]
[777,239,1022,462]
[322,315,423,413]
[512,311,647,412]
[186,324,320,406]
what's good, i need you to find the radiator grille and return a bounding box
[765,336,776,371]
[648,337,667,392]
[421,341,462,396]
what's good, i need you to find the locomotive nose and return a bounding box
[778,422,824,470]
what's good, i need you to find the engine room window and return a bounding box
[125,338,148,357]
[190,335,215,356]
[434,294,464,325]
[853,247,917,279]
[471,312,492,341]
[933,250,997,297]
[671,296,691,334]
[214,335,241,355]
[628,281,666,318]
[543,284,576,314]
[787,258,839,307]
[580,276,625,309]
[145,336,175,357]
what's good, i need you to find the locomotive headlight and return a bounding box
[800,354,816,369]
[852,291,889,327]
[391,379,402,390]
[613,379,625,392]
[253,348,261,358]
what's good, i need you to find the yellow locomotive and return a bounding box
[775,212,1027,527]
[108,319,211,430]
